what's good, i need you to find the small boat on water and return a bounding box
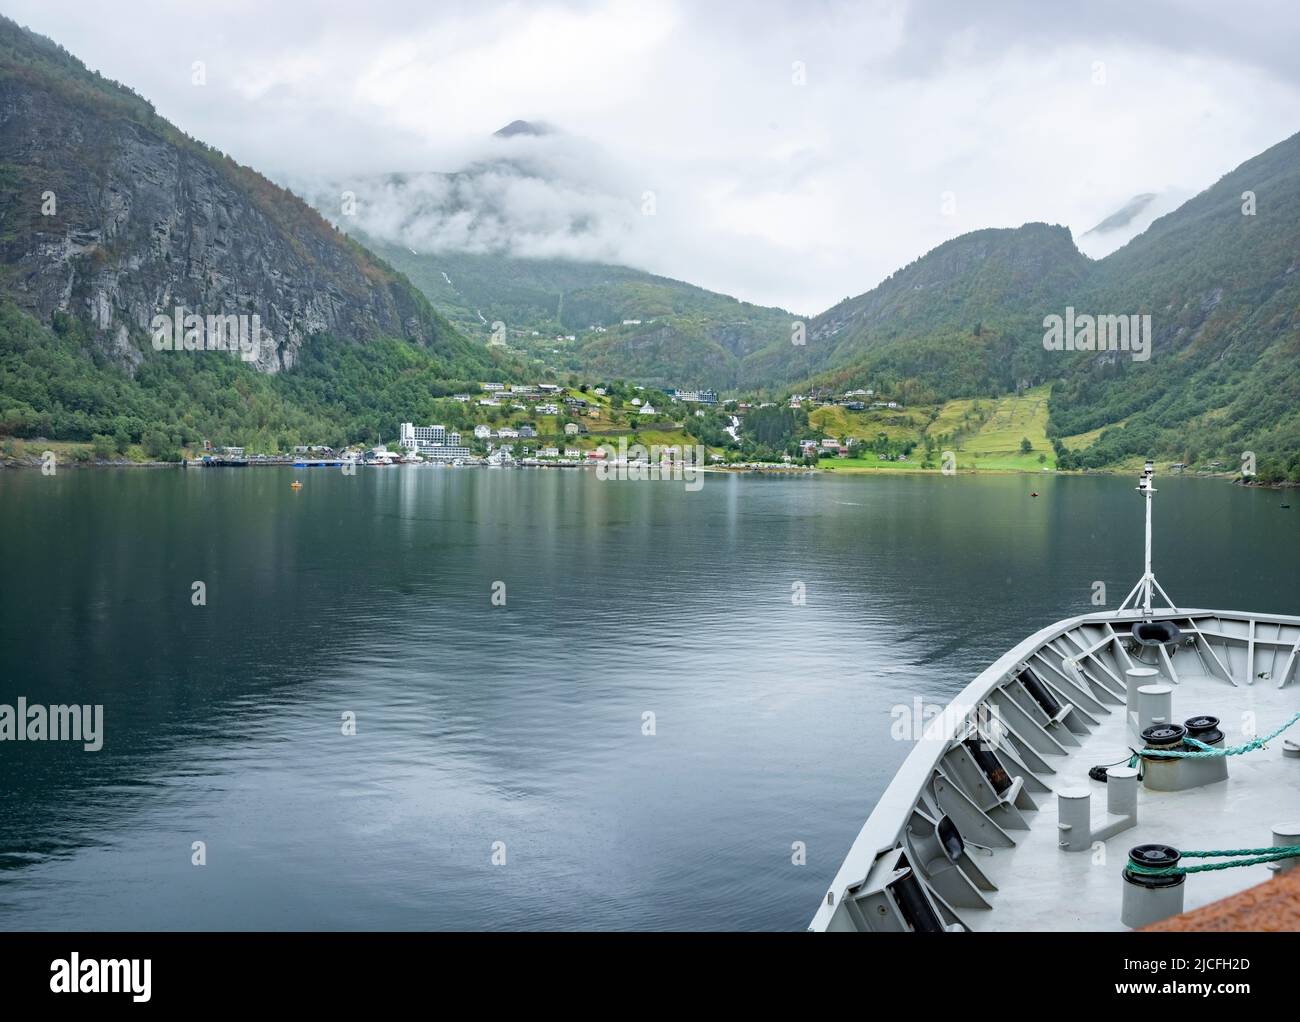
[811,461,1300,932]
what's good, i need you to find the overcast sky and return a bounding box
[8,0,1300,313]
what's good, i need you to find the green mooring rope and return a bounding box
[1138,709,1300,759]
[1127,846,1300,877]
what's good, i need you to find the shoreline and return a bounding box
[1,454,1291,488]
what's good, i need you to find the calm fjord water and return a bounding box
[0,467,1295,930]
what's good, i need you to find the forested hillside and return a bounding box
[1,10,1297,479]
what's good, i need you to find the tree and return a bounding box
[112,425,131,454]
[1020,437,1033,454]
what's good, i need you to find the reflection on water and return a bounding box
[0,467,1294,929]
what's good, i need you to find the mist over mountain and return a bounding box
[493,119,553,138]
[286,122,646,268]
[1075,189,1192,259]
[287,121,801,389]
[1085,194,1159,235]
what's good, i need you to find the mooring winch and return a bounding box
[1139,714,1230,791]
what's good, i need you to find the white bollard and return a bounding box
[1107,766,1139,818]
[1126,667,1160,729]
[1057,788,1092,852]
[1137,684,1173,733]
[1271,823,1300,875]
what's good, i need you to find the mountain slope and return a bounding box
[292,122,800,391]
[1048,130,1300,478]
[1,14,1296,478]
[0,15,488,376]
[366,239,795,388]
[737,132,1300,479]
[736,223,1092,401]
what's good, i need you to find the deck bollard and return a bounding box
[1056,788,1092,852]
[1107,766,1139,818]
[1271,823,1300,875]
[1126,667,1160,733]
[1137,684,1173,733]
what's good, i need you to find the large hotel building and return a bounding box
[399,422,473,461]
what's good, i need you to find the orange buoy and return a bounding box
[290,480,303,490]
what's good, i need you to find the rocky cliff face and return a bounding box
[0,26,449,375]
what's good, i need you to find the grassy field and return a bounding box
[950,386,1054,470]
[1059,420,1125,450]
[812,456,927,472]
[809,386,1057,473]
[809,403,935,444]
[925,397,980,441]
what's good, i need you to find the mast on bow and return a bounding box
[1115,459,1178,619]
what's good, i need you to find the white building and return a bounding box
[473,425,492,439]
[671,389,719,405]
[564,422,579,435]
[399,422,471,461]
[498,427,519,439]
[638,403,656,416]
[401,423,445,447]
[481,382,505,391]
[564,448,581,458]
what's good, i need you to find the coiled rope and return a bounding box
[1127,846,1300,877]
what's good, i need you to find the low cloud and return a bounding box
[295,130,643,265]
[10,0,1300,312]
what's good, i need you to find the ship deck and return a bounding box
[972,659,1297,931]
[810,607,1300,932]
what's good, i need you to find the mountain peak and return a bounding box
[493,119,551,138]
[1084,193,1159,236]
